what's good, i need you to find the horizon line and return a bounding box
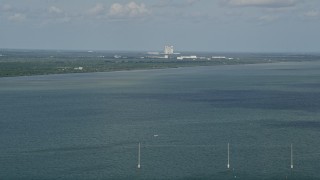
[1,48,320,55]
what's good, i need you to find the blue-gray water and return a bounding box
[1,61,320,179]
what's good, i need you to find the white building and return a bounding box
[164,45,174,54]
[177,56,197,60]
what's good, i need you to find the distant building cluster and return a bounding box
[164,45,174,55]
[140,45,234,60]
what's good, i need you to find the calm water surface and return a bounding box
[1,61,320,179]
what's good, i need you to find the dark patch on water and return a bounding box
[198,90,320,112]
[273,68,301,71]
[65,163,112,174]
[261,120,320,129]
[26,141,135,153]
[117,89,320,112]
[175,171,309,180]
[290,83,320,89]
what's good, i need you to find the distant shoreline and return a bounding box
[1,50,319,78]
[0,59,276,78]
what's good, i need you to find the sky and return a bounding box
[0,0,320,52]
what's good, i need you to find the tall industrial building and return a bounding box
[164,45,174,54]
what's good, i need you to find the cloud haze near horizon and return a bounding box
[0,0,319,52]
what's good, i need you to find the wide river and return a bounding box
[1,61,320,179]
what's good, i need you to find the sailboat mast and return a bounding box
[227,143,230,169]
[138,142,141,169]
[291,144,293,169]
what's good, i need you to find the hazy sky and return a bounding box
[1,0,320,52]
